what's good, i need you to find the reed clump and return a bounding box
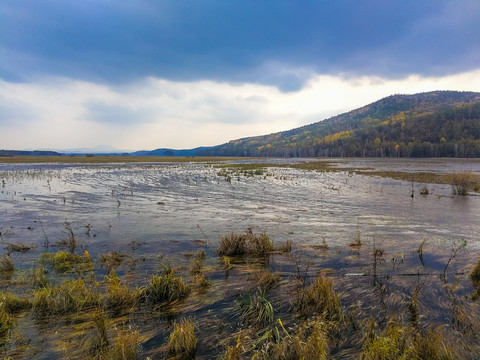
[32,279,100,316]
[166,318,197,360]
[216,228,280,257]
[140,268,190,305]
[253,320,328,360]
[0,291,31,313]
[100,251,123,271]
[102,270,139,311]
[100,329,143,360]
[254,269,281,290]
[450,171,477,195]
[293,274,341,320]
[0,305,15,341]
[39,250,93,273]
[236,288,274,326]
[470,259,480,300]
[361,317,453,360]
[0,255,14,274]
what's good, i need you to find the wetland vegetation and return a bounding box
[1,157,480,358]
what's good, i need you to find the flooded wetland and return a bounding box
[1,157,480,359]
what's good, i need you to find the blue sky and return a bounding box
[1,0,480,151]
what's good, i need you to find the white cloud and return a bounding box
[1,69,480,151]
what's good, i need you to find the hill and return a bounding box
[198,91,480,158]
[130,147,210,157]
[0,150,63,157]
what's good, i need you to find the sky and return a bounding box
[1,0,480,152]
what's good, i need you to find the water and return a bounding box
[1,158,480,358]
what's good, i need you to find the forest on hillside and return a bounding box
[199,93,480,158]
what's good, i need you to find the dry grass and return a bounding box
[32,279,100,316]
[100,329,143,360]
[293,274,341,320]
[236,288,274,326]
[103,270,139,311]
[470,259,480,300]
[140,269,190,305]
[39,250,93,273]
[361,317,454,360]
[450,171,477,195]
[253,269,281,290]
[166,318,197,359]
[216,229,275,257]
[0,255,14,273]
[0,291,31,313]
[253,320,328,360]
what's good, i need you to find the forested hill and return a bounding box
[198,91,480,158]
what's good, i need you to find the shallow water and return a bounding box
[1,158,480,358]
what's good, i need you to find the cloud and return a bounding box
[1,1,479,91]
[1,69,480,151]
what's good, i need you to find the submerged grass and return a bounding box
[253,320,328,360]
[236,288,275,326]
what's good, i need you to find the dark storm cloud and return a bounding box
[1,0,479,91]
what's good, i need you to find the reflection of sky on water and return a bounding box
[1,159,479,264]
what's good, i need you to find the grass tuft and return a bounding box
[0,255,14,273]
[101,329,143,360]
[140,269,190,305]
[216,228,275,257]
[293,274,341,320]
[39,250,93,273]
[236,288,274,325]
[0,291,31,313]
[32,279,100,316]
[103,270,139,311]
[166,318,197,359]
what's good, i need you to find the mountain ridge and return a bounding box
[198,90,480,158]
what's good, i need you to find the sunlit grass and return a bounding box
[166,318,197,359]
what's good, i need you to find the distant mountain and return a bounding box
[0,149,63,157]
[130,147,211,157]
[198,91,480,158]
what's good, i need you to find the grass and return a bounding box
[470,259,480,300]
[361,317,454,360]
[253,320,328,360]
[32,279,100,316]
[102,270,139,311]
[140,269,190,305]
[0,255,14,274]
[100,329,143,360]
[100,251,124,271]
[293,274,341,320]
[450,171,477,195]
[166,318,197,359]
[253,269,281,290]
[216,229,278,257]
[0,305,15,341]
[39,250,93,273]
[0,291,31,313]
[236,288,275,326]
